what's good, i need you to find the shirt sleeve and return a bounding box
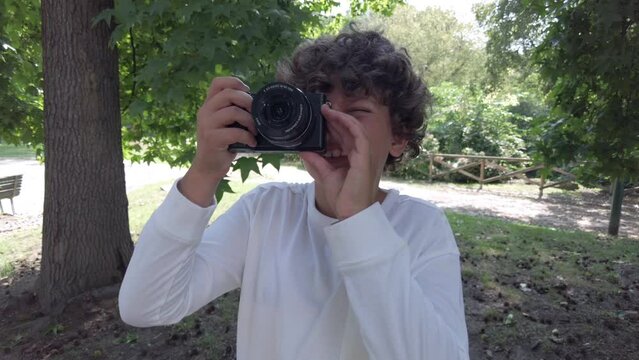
[324,203,469,360]
[119,180,252,327]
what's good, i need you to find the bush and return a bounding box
[390,83,539,181]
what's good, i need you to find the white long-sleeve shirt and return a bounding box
[119,181,469,360]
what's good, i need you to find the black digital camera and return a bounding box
[228,82,327,153]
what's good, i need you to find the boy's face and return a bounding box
[319,81,407,181]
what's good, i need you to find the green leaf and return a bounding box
[127,99,147,117]
[259,153,282,171]
[92,9,115,27]
[215,178,234,202]
[233,157,261,182]
[114,0,136,25]
[149,0,171,16]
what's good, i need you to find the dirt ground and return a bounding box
[1,161,638,359]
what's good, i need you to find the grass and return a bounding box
[449,211,638,292]
[0,179,262,280]
[1,262,15,278]
[0,227,41,278]
[2,177,635,283]
[449,211,639,357]
[127,179,260,240]
[0,143,36,160]
[404,178,598,198]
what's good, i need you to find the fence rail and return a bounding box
[427,153,576,199]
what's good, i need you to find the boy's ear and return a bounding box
[389,136,408,158]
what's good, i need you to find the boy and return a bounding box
[119,29,469,359]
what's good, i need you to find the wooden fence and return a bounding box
[427,153,577,199]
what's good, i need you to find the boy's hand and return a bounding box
[179,77,257,207]
[300,105,379,220]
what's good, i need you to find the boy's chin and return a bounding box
[299,153,350,171]
[322,155,349,168]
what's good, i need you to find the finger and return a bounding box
[322,105,368,155]
[300,152,334,179]
[209,127,257,149]
[206,77,250,102]
[326,115,350,151]
[199,105,257,135]
[323,106,358,154]
[206,88,253,113]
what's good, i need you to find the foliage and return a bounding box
[366,5,486,87]
[357,5,532,180]
[0,0,404,198]
[474,0,548,86]
[93,0,403,197]
[428,82,527,158]
[390,82,539,180]
[0,0,43,156]
[46,323,65,336]
[359,5,551,181]
[93,0,315,169]
[351,0,403,16]
[477,0,639,183]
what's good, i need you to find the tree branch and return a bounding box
[122,26,137,113]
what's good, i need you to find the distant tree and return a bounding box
[363,6,547,165]
[0,0,43,152]
[477,0,639,235]
[428,82,527,158]
[367,5,486,87]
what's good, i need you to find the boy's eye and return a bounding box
[348,108,372,115]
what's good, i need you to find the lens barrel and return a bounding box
[251,83,313,148]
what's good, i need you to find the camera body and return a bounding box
[228,82,327,153]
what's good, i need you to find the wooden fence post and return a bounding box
[608,177,624,236]
[539,172,545,199]
[479,159,485,190]
[429,154,434,182]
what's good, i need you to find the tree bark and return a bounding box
[608,177,624,236]
[39,0,133,314]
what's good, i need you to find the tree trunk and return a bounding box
[39,0,133,314]
[608,177,624,236]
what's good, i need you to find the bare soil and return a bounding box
[1,163,637,359]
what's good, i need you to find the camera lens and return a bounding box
[252,83,312,148]
[267,100,292,125]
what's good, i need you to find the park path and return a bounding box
[1,159,637,238]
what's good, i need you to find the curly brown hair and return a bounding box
[276,26,431,167]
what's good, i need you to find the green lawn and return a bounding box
[449,211,638,293]
[449,211,638,358]
[0,179,262,279]
[0,143,36,160]
[127,179,260,239]
[2,178,635,281]
[0,227,40,278]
